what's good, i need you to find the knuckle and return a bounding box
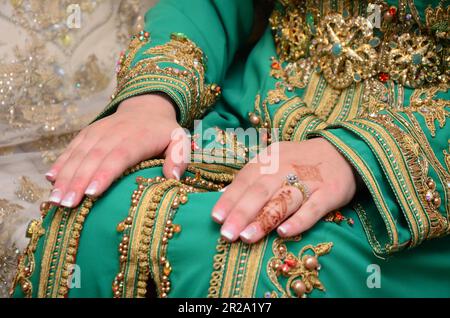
[68,177,87,191]
[93,169,112,183]
[88,147,106,160]
[251,182,270,198]
[111,146,130,162]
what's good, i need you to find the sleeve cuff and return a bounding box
[93,32,221,128]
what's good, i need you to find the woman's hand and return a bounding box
[46,94,189,208]
[212,139,357,243]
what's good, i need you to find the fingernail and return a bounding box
[278,224,291,236]
[61,191,76,208]
[221,226,236,241]
[172,167,181,181]
[240,225,257,241]
[85,181,99,196]
[212,208,225,223]
[49,189,63,204]
[219,186,228,193]
[45,170,56,179]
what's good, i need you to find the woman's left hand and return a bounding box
[212,138,358,243]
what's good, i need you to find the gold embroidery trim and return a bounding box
[370,114,448,239]
[267,236,332,298]
[316,130,399,253]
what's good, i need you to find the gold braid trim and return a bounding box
[55,198,94,298]
[10,206,47,297]
[370,113,448,239]
[113,159,233,298]
[207,238,231,298]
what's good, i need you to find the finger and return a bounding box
[58,140,122,208]
[277,189,332,237]
[237,185,305,243]
[50,130,112,206]
[162,127,190,181]
[219,175,281,241]
[86,136,153,198]
[46,129,87,181]
[211,163,259,224]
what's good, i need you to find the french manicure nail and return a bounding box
[219,186,228,193]
[212,208,225,223]
[85,181,99,196]
[240,225,257,241]
[61,191,76,208]
[45,170,56,179]
[49,189,63,204]
[221,226,235,241]
[278,224,291,236]
[172,167,181,181]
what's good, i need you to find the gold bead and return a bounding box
[125,217,133,225]
[180,195,188,204]
[427,178,436,190]
[291,280,306,298]
[116,222,125,233]
[304,256,319,270]
[433,195,442,208]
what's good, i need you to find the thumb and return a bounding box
[162,127,190,180]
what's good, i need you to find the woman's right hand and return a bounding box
[45,94,190,208]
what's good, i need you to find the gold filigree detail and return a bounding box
[11,218,45,297]
[309,13,378,89]
[444,141,450,173]
[269,3,312,62]
[380,33,443,88]
[407,86,450,137]
[425,4,450,39]
[267,236,332,298]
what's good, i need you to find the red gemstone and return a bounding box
[389,6,397,16]
[284,258,297,267]
[280,264,290,275]
[191,141,199,151]
[378,72,390,83]
[271,62,281,70]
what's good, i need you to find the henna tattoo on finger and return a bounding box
[256,189,293,233]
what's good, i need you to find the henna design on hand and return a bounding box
[256,188,293,233]
[292,163,323,182]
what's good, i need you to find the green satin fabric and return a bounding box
[15,165,450,298]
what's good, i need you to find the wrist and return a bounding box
[117,94,177,121]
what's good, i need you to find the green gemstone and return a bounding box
[369,37,381,48]
[343,9,350,18]
[332,43,343,56]
[389,41,398,49]
[306,12,315,27]
[353,73,361,82]
[412,53,423,65]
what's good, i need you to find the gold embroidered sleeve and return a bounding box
[92,0,255,128]
[311,100,450,255]
[95,32,221,128]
